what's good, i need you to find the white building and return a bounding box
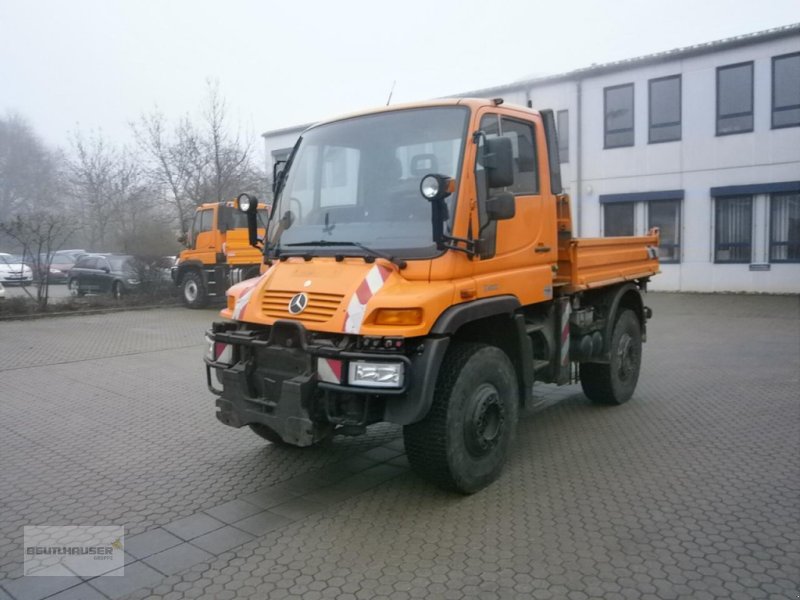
[263,25,800,293]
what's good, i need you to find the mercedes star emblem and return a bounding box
[288,292,309,315]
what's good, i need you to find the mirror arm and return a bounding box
[437,234,477,258]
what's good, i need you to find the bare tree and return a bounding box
[0,212,80,308]
[0,113,63,221]
[133,82,266,237]
[133,110,203,237]
[203,80,254,203]
[67,130,116,248]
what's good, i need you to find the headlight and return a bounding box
[348,361,404,388]
[420,175,440,200]
[237,193,257,214]
[127,278,140,285]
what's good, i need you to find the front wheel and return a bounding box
[180,271,207,308]
[580,309,642,405]
[403,343,519,494]
[68,279,85,297]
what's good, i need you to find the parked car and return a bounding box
[0,253,34,286]
[151,256,178,283]
[37,252,85,284]
[67,254,142,298]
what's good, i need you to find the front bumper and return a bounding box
[205,320,421,446]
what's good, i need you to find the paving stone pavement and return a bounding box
[1,294,798,599]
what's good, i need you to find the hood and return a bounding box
[0,262,31,274]
[222,257,455,337]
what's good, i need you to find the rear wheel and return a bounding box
[403,343,519,494]
[580,309,642,405]
[181,271,207,308]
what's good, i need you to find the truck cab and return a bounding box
[174,200,267,307]
[204,99,659,493]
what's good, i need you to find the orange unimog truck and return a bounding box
[204,99,660,493]
[173,200,267,308]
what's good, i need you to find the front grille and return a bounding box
[261,290,344,323]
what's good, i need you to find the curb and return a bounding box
[0,303,185,322]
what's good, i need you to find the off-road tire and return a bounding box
[580,309,642,405]
[403,342,519,494]
[181,271,207,309]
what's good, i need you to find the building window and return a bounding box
[604,84,634,148]
[772,52,800,129]
[717,62,754,135]
[557,110,569,163]
[649,75,681,143]
[604,202,635,236]
[715,196,752,263]
[770,192,800,262]
[648,200,681,262]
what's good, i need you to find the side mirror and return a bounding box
[177,233,188,246]
[484,136,514,189]
[237,193,260,248]
[486,192,516,221]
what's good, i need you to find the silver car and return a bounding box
[0,253,33,285]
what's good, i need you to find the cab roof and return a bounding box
[305,98,541,134]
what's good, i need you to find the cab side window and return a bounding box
[199,210,213,232]
[480,115,538,196]
[501,118,538,195]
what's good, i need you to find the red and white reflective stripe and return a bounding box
[561,302,571,367]
[214,342,233,365]
[343,265,391,334]
[232,266,273,320]
[317,358,343,384]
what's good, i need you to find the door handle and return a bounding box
[535,246,551,253]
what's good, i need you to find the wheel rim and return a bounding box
[184,280,198,302]
[616,333,636,381]
[464,383,505,458]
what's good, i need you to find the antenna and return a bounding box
[386,80,396,106]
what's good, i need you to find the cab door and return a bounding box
[471,108,557,306]
[182,208,217,265]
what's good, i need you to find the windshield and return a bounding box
[269,106,469,258]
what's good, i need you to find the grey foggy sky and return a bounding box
[1,0,799,156]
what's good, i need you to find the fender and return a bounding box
[600,282,646,357]
[431,295,521,335]
[174,260,208,286]
[386,296,524,425]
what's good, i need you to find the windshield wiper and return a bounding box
[284,241,407,269]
